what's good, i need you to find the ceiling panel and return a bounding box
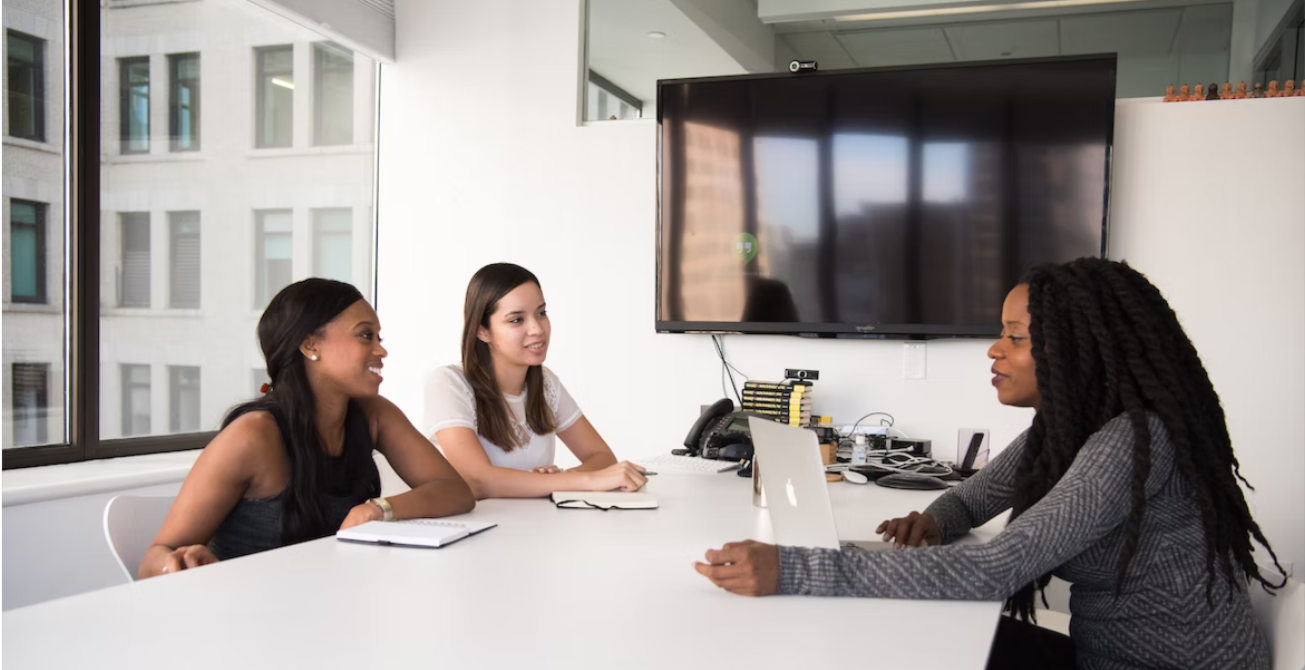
[836,27,955,67]
[945,19,1060,60]
[1061,9,1182,56]
[779,31,859,69]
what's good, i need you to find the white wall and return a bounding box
[378,0,1305,576]
[1110,96,1305,576]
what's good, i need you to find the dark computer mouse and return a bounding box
[875,473,949,490]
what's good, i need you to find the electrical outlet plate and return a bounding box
[903,342,927,379]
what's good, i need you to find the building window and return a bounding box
[168,53,200,151]
[255,46,293,148]
[169,366,200,432]
[9,199,46,303]
[120,364,151,437]
[6,30,45,141]
[313,208,352,283]
[119,57,150,154]
[169,211,200,308]
[255,209,292,307]
[313,43,353,146]
[585,71,642,122]
[11,363,50,446]
[120,212,150,307]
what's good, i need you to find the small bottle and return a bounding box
[852,434,868,465]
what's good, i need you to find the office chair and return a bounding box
[1251,574,1305,670]
[103,495,175,582]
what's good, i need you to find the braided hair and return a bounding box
[1004,258,1285,621]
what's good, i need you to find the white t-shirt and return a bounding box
[423,365,583,471]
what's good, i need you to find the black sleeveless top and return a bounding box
[208,402,380,561]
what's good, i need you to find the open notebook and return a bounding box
[336,518,497,548]
[550,491,659,510]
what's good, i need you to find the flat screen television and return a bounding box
[656,55,1115,338]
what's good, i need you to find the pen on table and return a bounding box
[644,471,658,476]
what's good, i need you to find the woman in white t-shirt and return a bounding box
[424,263,647,499]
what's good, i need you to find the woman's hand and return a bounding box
[693,540,780,597]
[584,461,648,491]
[531,465,563,474]
[160,545,219,575]
[338,501,383,530]
[876,511,941,548]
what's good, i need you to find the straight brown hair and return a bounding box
[461,263,555,451]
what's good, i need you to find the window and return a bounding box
[169,366,200,432]
[120,364,151,437]
[120,212,150,307]
[9,199,46,303]
[168,52,199,151]
[6,30,45,141]
[4,0,378,467]
[256,210,293,307]
[256,46,293,148]
[119,56,150,154]
[585,71,642,122]
[11,363,49,446]
[169,211,200,308]
[313,43,353,146]
[313,208,352,283]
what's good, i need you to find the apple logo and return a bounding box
[786,478,798,507]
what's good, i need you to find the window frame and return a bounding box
[7,29,47,141]
[118,55,150,154]
[4,3,214,469]
[9,198,48,304]
[168,210,200,309]
[167,51,200,152]
[312,42,353,146]
[254,45,294,148]
[3,1,381,470]
[168,365,200,433]
[11,362,51,445]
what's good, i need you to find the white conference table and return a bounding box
[3,471,1005,670]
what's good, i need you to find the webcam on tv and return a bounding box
[788,60,818,73]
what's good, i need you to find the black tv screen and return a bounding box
[656,56,1115,338]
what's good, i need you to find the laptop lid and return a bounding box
[749,419,841,550]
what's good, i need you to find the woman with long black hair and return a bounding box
[139,279,474,578]
[694,258,1285,670]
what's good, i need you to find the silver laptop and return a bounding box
[750,418,892,552]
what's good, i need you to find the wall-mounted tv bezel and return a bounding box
[654,54,1115,340]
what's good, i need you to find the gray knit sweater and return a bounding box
[778,414,1271,670]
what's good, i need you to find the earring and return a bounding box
[310,355,318,361]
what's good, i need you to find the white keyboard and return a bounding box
[637,453,742,475]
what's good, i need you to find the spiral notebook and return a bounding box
[336,517,497,548]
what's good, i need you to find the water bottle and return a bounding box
[852,434,868,465]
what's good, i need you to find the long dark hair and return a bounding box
[461,263,554,451]
[223,278,380,545]
[1006,258,1284,621]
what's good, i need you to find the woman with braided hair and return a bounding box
[694,258,1285,670]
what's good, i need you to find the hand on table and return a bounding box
[532,465,563,474]
[586,461,648,492]
[338,501,384,531]
[160,545,219,575]
[693,540,779,597]
[876,511,940,548]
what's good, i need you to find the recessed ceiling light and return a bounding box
[647,31,667,39]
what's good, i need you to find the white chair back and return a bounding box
[1250,574,1305,670]
[103,495,176,582]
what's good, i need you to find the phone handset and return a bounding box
[683,398,735,454]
